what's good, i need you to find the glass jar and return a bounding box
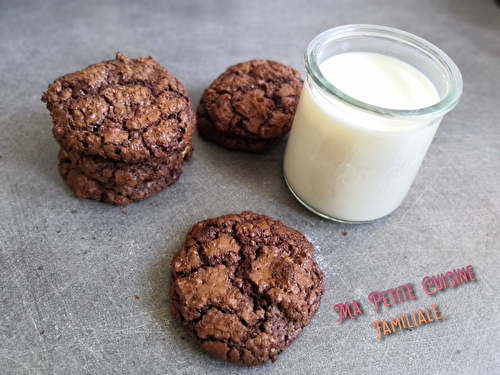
[283,25,463,223]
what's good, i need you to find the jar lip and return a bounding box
[305,24,463,118]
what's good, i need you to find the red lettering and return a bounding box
[352,300,362,316]
[334,300,361,321]
[367,283,418,311]
[387,288,396,304]
[407,283,415,298]
[381,291,390,306]
[368,291,381,311]
[432,275,444,290]
[440,274,447,289]
[394,287,401,302]
[422,277,434,295]
[446,272,455,287]
[467,265,476,281]
[398,285,407,300]
[458,267,468,283]
[334,302,354,322]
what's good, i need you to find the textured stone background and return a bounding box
[1,0,499,374]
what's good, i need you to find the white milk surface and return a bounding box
[319,52,439,110]
[284,52,441,222]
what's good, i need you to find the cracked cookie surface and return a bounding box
[169,211,324,365]
[58,149,183,205]
[196,60,303,153]
[42,52,195,163]
[58,145,192,188]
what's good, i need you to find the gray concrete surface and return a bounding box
[1,0,499,374]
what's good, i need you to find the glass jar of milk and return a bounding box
[284,25,462,223]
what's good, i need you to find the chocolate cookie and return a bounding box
[58,151,183,205]
[169,211,324,366]
[197,60,303,153]
[58,145,192,187]
[42,52,196,163]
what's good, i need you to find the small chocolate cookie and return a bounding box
[169,211,324,366]
[42,52,196,163]
[58,151,183,205]
[197,60,303,153]
[58,145,192,187]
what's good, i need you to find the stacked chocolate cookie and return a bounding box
[42,53,196,204]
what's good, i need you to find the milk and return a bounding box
[284,52,441,222]
[319,53,439,110]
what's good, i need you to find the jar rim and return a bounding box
[305,24,463,118]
